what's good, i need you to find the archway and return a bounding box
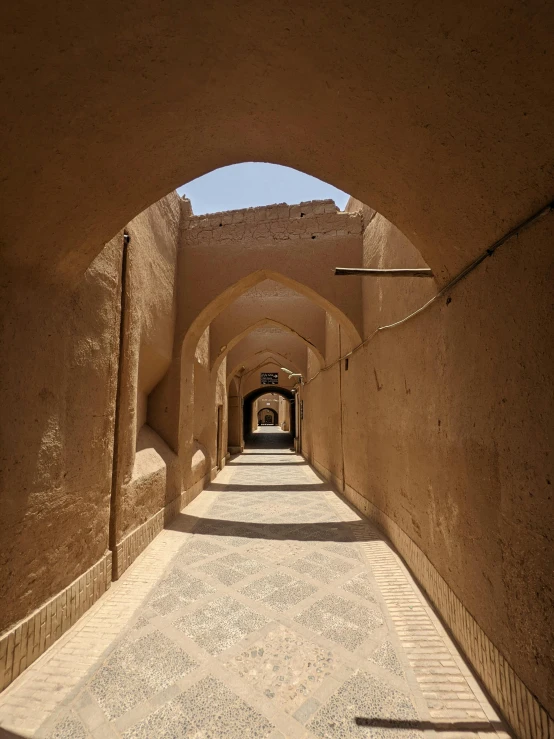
[209,281,327,373]
[176,263,337,487]
[5,3,553,281]
[257,407,278,426]
[227,352,302,391]
[212,318,325,377]
[243,386,295,445]
[179,265,362,357]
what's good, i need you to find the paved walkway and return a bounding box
[0,430,508,739]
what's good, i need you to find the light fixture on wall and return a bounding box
[280,367,303,383]
[280,366,301,376]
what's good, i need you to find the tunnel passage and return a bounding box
[0,186,552,739]
[1,3,553,728]
[243,386,295,446]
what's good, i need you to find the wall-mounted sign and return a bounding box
[261,372,278,385]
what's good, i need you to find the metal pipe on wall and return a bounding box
[334,267,434,277]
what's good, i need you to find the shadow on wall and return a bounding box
[119,425,180,541]
[0,728,25,738]
[191,439,210,488]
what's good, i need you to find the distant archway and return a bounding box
[227,352,303,390]
[257,407,278,426]
[243,386,295,442]
[212,318,325,375]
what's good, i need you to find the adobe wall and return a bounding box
[132,194,181,436]
[227,382,243,453]
[170,323,228,502]
[300,209,554,724]
[278,396,291,431]
[301,314,348,489]
[4,1,554,290]
[0,238,123,634]
[110,193,182,575]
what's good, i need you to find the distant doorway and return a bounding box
[258,408,278,426]
[243,386,295,444]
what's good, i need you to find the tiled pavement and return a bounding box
[0,429,510,739]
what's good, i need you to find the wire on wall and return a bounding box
[303,199,554,386]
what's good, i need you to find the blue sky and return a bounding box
[176,162,349,215]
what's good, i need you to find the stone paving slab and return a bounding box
[0,430,510,739]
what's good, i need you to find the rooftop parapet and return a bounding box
[180,198,362,242]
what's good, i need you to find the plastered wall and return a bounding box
[278,396,291,431]
[112,196,227,578]
[0,238,123,633]
[256,397,279,424]
[111,193,181,548]
[0,191,230,673]
[300,209,554,719]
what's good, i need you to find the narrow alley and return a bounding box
[0,430,506,739]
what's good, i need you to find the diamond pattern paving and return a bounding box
[341,571,377,602]
[370,640,405,678]
[0,429,505,739]
[240,572,317,610]
[285,551,356,583]
[122,676,274,739]
[149,568,216,615]
[295,594,383,651]
[223,624,337,712]
[47,713,88,739]
[89,631,198,720]
[307,670,418,738]
[173,596,268,654]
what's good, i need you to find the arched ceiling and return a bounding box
[209,281,326,366]
[180,266,362,355]
[227,353,302,389]
[212,318,325,373]
[225,328,311,380]
[244,386,295,403]
[241,369,298,401]
[2,1,553,283]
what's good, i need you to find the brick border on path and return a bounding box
[308,453,553,739]
[0,470,217,703]
[1,451,549,739]
[113,471,213,579]
[0,553,112,694]
[0,483,221,736]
